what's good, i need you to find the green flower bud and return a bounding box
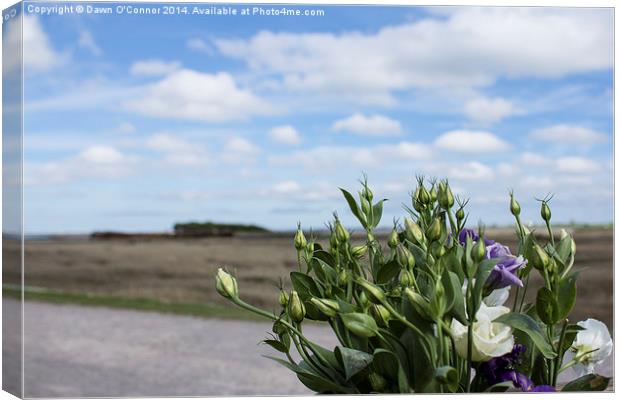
[510,193,521,217]
[456,207,465,222]
[369,304,391,327]
[337,269,349,287]
[361,186,373,202]
[369,372,387,392]
[417,185,431,205]
[310,297,340,317]
[540,201,552,222]
[358,291,369,308]
[278,289,289,307]
[335,221,350,243]
[357,279,386,303]
[324,284,333,298]
[429,185,438,203]
[387,228,399,248]
[351,245,367,259]
[361,196,372,216]
[404,287,431,320]
[472,238,486,262]
[431,242,446,259]
[341,312,378,338]
[426,218,442,242]
[396,244,415,269]
[390,286,402,297]
[531,244,550,271]
[438,182,455,209]
[330,230,340,249]
[405,218,424,244]
[215,268,238,299]
[288,290,306,323]
[306,241,315,253]
[294,225,307,251]
[399,269,415,287]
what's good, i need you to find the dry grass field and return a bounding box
[3,228,613,328]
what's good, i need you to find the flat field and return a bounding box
[3,228,613,327]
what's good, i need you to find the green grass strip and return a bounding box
[3,285,261,321]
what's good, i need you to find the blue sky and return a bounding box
[9,3,614,233]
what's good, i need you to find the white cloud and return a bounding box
[464,97,515,124]
[269,125,301,145]
[530,124,608,145]
[125,69,273,122]
[214,8,612,103]
[26,145,135,185]
[186,38,214,54]
[260,181,340,201]
[434,130,510,153]
[130,60,181,76]
[447,161,495,181]
[521,152,549,166]
[6,15,67,73]
[117,122,136,134]
[331,113,403,136]
[78,31,102,56]
[146,133,207,166]
[226,137,259,154]
[555,156,601,174]
[271,181,301,195]
[269,141,431,170]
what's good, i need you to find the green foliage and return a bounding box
[214,176,609,393]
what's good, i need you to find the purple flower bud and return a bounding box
[531,385,556,392]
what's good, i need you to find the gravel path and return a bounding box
[2,299,613,397]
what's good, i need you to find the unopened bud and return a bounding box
[357,279,385,303]
[288,290,306,323]
[429,185,438,203]
[388,228,399,248]
[351,245,367,259]
[335,221,350,243]
[531,244,550,271]
[438,182,454,209]
[404,288,431,319]
[369,304,391,327]
[399,269,415,287]
[361,186,373,202]
[306,241,315,253]
[405,218,424,244]
[472,238,487,262]
[310,297,340,317]
[361,197,371,216]
[358,291,369,308]
[417,185,431,205]
[278,289,289,307]
[456,207,465,222]
[337,269,349,287]
[426,218,442,242]
[272,321,286,335]
[215,268,238,299]
[294,225,307,251]
[431,242,446,259]
[510,193,521,217]
[330,231,340,248]
[396,244,415,269]
[540,201,552,222]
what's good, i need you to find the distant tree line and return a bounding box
[173,221,269,237]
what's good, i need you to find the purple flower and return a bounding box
[498,370,535,392]
[480,344,525,383]
[458,229,526,290]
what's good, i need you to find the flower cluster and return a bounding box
[215,177,612,393]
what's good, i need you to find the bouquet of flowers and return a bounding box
[215,177,612,393]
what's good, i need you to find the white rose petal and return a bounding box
[484,286,511,307]
[451,302,514,362]
[569,318,613,376]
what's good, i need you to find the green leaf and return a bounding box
[562,374,610,391]
[376,259,401,284]
[262,339,288,353]
[557,274,577,321]
[335,346,373,381]
[536,287,560,325]
[434,366,458,392]
[485,381,515,392]
[340,188,366,228]
[290,271,322,300]
[494,312,556,359]
[313,250,336,268]
[373,349,409,393]
[371,199,387,228]
[445,271,467,325]
[340,312,379,338]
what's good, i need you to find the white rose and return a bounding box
[451,302,514,362]
[569,318,613,376]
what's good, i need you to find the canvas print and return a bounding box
[2,1,614,397]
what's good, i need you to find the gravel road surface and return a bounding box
[2,299,613,397]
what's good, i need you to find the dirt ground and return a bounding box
[3,228,613,328]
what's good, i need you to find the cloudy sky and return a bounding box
[14,4,613,233]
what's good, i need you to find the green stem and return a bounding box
[553,320,568,386]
